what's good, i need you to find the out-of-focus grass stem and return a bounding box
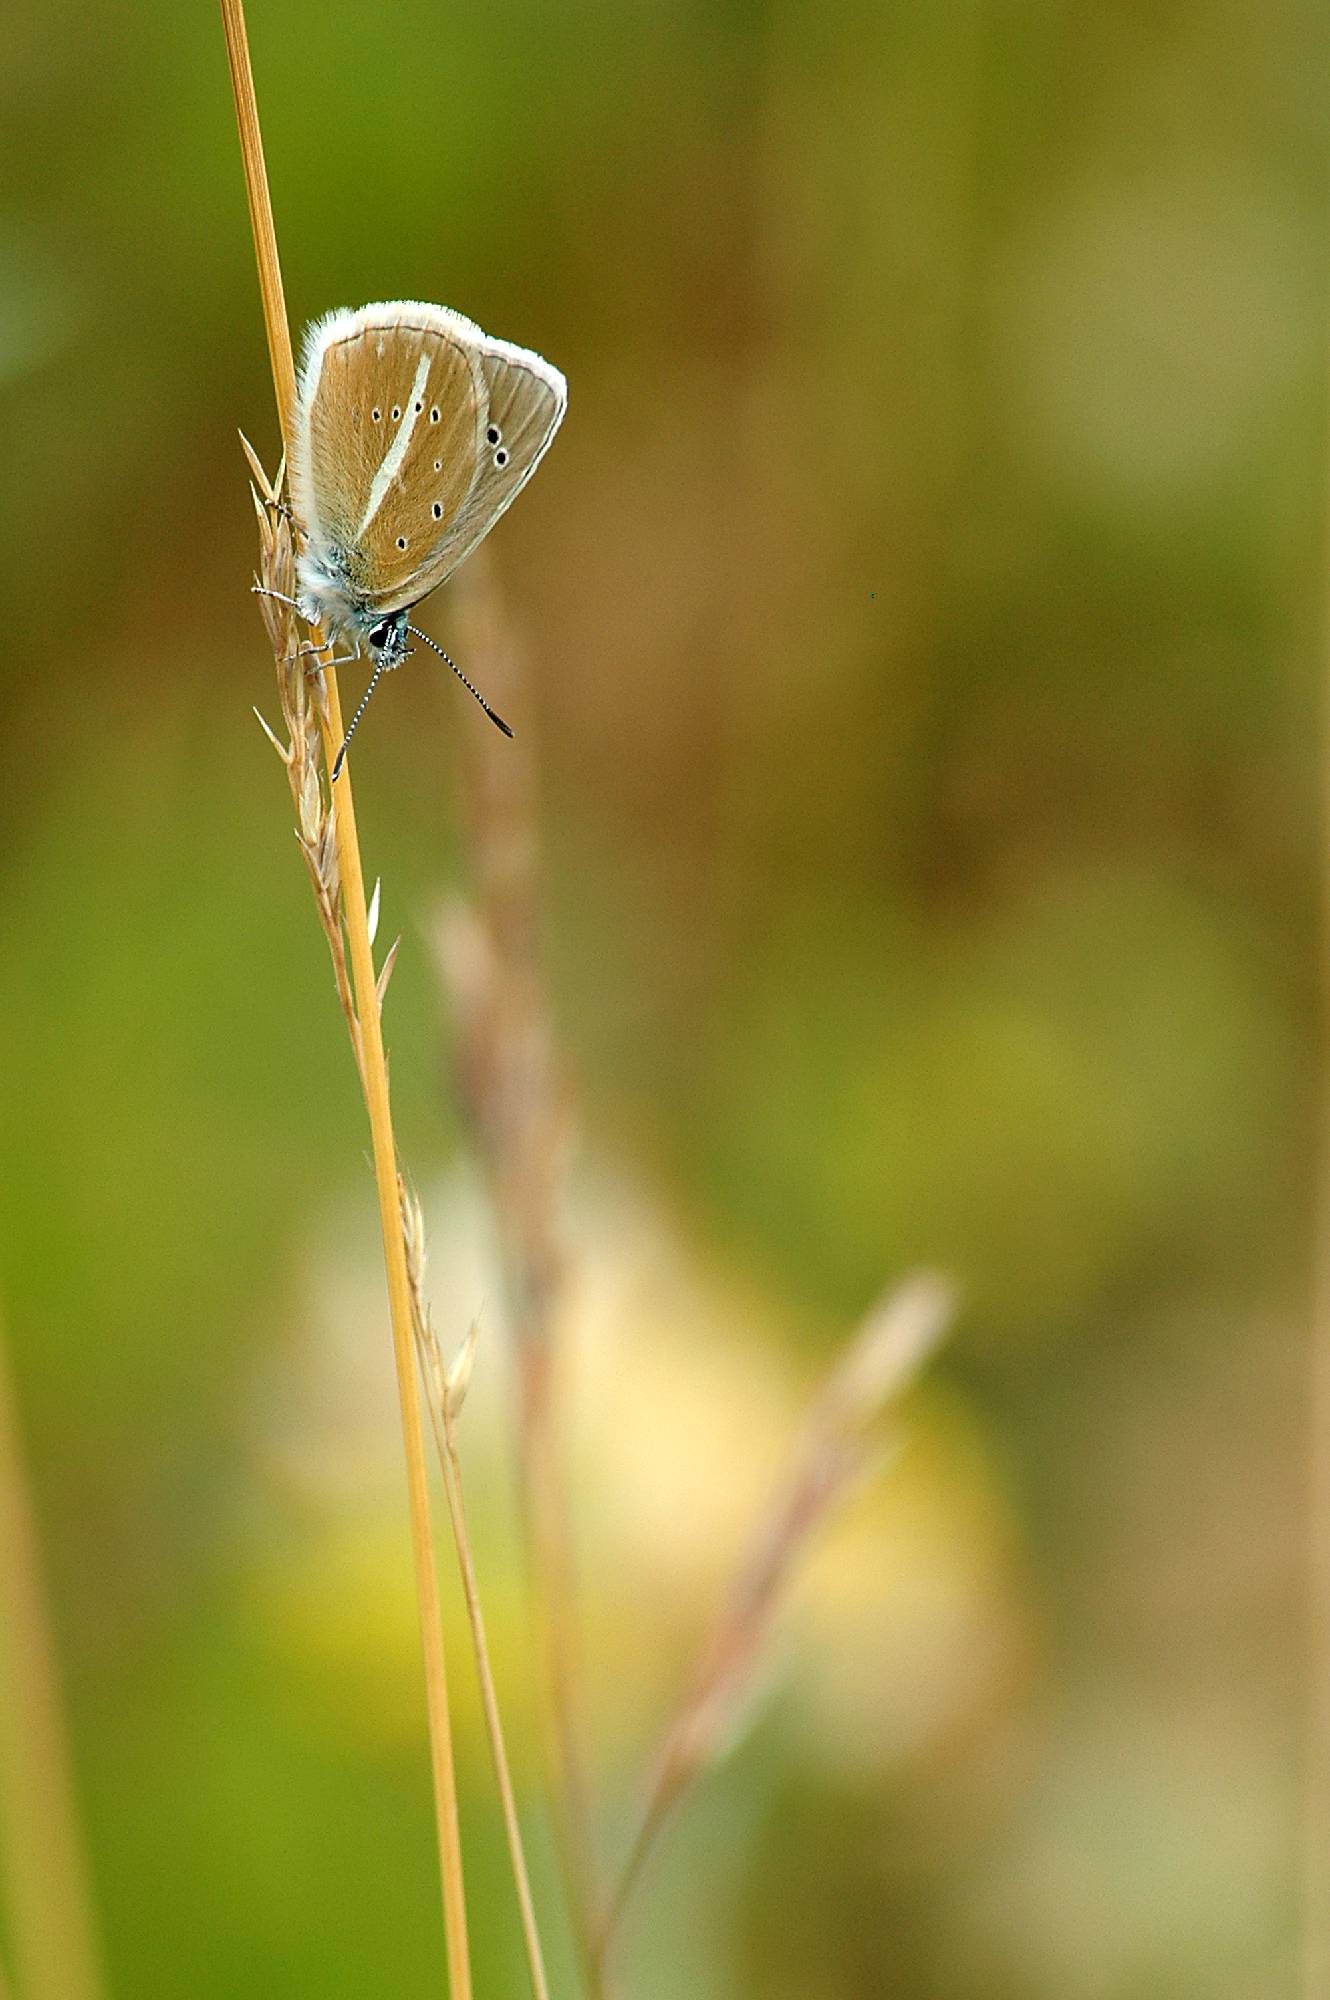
[596,1274,953,1973]
[0,1319,105,2000]
[1306,279,1330,1995]
[436,549,609,1996]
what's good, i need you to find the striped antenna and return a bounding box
[406,625,513,738]
[332,661,385,780]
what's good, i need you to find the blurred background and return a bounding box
[0,0,1321,1994]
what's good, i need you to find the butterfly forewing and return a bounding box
[294,307,485,611]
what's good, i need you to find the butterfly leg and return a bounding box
[252,583,304,612]
[250,488,293,523]
[252,585,352,669]
[301,653,358,676]
[285,639,353,664]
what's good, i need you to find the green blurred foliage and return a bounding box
[0,0,1321,1992]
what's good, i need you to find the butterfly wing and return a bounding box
[292,304,486,616]
[291,301,566,626]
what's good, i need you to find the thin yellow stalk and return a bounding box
[218,5,470,1990]
[406,1292,550,2000]
[438,1430,550,2000]
[0,1319,105,2000]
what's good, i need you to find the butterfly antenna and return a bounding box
[406,624,513,738]
[332,661,386,781]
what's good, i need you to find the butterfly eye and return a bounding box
[368,619,392,649]
[486,425,501,446]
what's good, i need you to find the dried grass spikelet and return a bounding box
[398,1173,443,1402]
[241,434,362,1070]
[604,1270,956,1950]
[397,1175,477,1429]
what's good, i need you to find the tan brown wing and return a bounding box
[294,305,485,612]
[414,337,568,591]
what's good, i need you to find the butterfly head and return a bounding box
[364,609,410,671]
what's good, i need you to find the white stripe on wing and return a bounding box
[356,349,432,537]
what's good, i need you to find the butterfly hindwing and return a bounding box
[423,338,568,591]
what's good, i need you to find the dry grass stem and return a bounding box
[220,3,471,1987]
[0,1318,105,2000]
[401,1181,552,2000]
[600,1271,956,1961]
[432,549,605,1989]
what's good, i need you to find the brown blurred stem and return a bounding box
[1305,169,1330,1990]
[437,550,607,1993]
[0,1320,105,2000]
[1307,287,1330,1994]
[596,1273,954,1974]
[219,5,471,1991]
[1313,1154,1330,1982]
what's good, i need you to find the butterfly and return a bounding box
[285,299,567,774]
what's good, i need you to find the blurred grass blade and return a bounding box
[0,1316,105,2000]
[602,1271,955,1960]
[433,548,604,1992]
